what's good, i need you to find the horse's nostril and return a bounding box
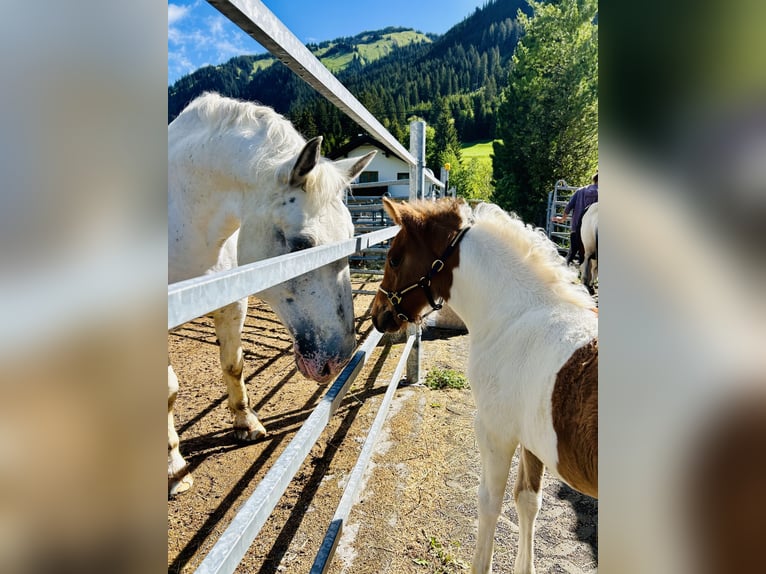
[321,362,331,377]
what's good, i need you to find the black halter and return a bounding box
[379,226,470,323]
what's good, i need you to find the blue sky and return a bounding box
[168,0,488,85]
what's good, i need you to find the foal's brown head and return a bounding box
[371,198,469,333]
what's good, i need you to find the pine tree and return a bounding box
[492,0,598,226]
[430,98,463,174]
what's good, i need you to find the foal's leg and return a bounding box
[513,447,545,574]
[168,361,193,496]
[473,420,516,574]
[213,299,267,441]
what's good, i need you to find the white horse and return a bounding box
[371,198,597,574]
[168,93,375,496]
[580,202,598,295]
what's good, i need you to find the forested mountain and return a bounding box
[168,0,532,156]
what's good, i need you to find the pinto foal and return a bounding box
[371,198,597,574]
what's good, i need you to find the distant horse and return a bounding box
[168,93,375,496]
[580,203,598,295]
[371,198,598,574]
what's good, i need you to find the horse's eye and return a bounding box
[389,255,401,268]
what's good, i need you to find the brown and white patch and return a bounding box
[551,339,598,498]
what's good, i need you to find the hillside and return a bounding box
[168,0,531,156]
[168,26,433,121]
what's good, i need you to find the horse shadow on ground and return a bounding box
[252,340,395,574]
[168,338,397,574]
[556,483,598,562]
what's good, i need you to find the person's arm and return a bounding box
[552,192,577,222]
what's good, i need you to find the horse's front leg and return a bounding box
[213,299,267,441]
[513,447,545,574]
[168,361,193,496]
[473,419,516,574]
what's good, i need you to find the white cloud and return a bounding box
[168,1,259,84]
[168,4,190,26]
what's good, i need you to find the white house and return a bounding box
[328,134,410,198]
[328,134,443,199]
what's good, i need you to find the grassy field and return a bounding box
[322,30,431,72]
[238,30,431,76]
[461,139,498,166]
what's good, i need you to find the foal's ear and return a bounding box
[334,150,377,183]
[382,197,420,230]
[290,136,323,187]
[382,196,402,225]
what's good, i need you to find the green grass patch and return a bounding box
[460,140,498,167]
[413,531,468,571]
[321,52,356,72]
[424,368,469,390]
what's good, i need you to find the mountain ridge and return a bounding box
[168,0,532,152]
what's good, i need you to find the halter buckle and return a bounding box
[431,259,444,273]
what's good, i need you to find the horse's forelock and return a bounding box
[301,160,350,204]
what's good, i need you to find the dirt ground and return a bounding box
[168,273,597,573]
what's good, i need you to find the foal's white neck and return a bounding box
[446,226,567,331]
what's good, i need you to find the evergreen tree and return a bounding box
[493,0,598,226]
[429,98,463,174]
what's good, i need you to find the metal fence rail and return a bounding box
[310,333,416,574]
[206,0,442,189]
[169,227,398,330]
[194,329,383,574]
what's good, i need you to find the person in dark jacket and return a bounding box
[552,172,598,265]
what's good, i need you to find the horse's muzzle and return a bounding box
[292,331,354,383]
[294,352,347,383]
[371,307,402,334]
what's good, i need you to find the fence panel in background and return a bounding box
[546,179,579,255]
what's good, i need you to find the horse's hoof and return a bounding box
[233,422,267,442]
[168,472,193,498]
[233,409,267,441]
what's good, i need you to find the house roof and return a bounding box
[327,134,404,162]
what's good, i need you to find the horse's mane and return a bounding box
[173,93,349,204]
[470,202,595,309]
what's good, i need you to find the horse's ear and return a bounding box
[382,197,402,225]
[290,136,323,187]
[383,197,420,230]
[334,150,377,183]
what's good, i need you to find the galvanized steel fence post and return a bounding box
[409,120,426,201]
[405,120,426,383]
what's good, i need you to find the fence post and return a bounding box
[409,120,426,201]
[406,120,425,383]
[406,323,422,384]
